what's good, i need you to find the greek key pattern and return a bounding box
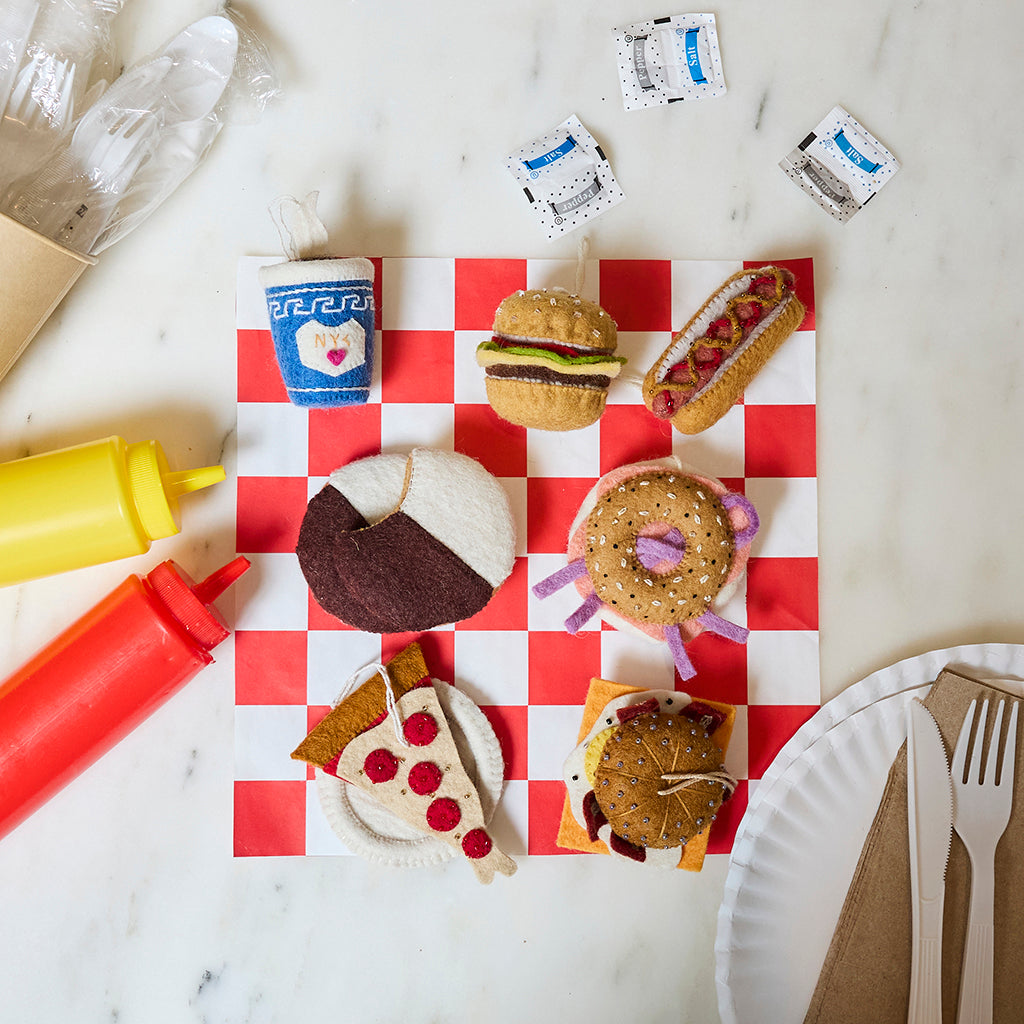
[266,283,373,321]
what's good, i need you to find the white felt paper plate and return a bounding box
[315,680,506,867]
[715,643,1024,1024]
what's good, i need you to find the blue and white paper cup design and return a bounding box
[259,257,375,408]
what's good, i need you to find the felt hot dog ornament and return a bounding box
[643,266,805,434]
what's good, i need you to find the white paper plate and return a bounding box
[315,680,506,867]
[715,643,1024,1024]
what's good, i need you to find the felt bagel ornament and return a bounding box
[531,456,758,680]
[475,287,625,431]
[296,448,516,632]
[643,265,805,434]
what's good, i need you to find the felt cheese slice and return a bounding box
[296,448,516,632]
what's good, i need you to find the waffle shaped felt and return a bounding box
[233,255,819,860]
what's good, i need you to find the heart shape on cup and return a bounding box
[326,348,347,366]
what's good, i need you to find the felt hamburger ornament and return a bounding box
[532,456,758,681]
[643,265,805,434]
[292,642,516,884]
[558,678,736,869]
[475,287,625,430]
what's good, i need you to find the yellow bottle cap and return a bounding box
[126,441,226,541]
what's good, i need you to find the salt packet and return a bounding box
[780,106,899,223]
[506,114,625,241]
[613,13,726,110]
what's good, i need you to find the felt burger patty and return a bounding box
[476,287,625,431]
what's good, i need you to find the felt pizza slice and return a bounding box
[291,642,516,884]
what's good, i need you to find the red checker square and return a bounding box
[746,705,818,779]
[599,260,673,331]
[307,591,358,631]
[456,557,528,631]
[381,630,456,684]
[235,631,309,704]
[528,631,601,705]
[527,477,596,554]
[744,405,816,478]
[236,476,308,554]
[684,632,749,706]
[303,705,332,779]
[454,404,527,478]
[719,477,746,496]
[308,404,382,476]
[528,780,577,856]
[599,404,673,476]
[479,705,527,781]
[381,331,454,404]
[233,780,306,857]
[746,557,819,631]
[455,258,528,330]
[237,328,287,403]
[706,779,748,856]
[745,257,815,330]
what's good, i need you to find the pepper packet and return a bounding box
[505,114,625,241]
[780,105,899,223]
[613,13,726,110]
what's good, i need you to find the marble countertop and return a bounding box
[2,1,1023,1021]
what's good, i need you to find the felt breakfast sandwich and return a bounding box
[643,265,805,434]
[559,678,736,870]
[475,287,625,431]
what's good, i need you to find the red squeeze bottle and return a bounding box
[0,555,250,841]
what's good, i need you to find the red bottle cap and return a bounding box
[145,556,251,652]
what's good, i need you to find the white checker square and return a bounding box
[381,257,454,329]
[306,631,383,705]
[716,573,748,630]
[747,631,821,705]
[672,402,745,478]
[529,554,595,632]
[598,630,676,690]
[235,705,308,781]
[380,402,455,452]
[671,259,741,324]
[528,705,582,780]
[307,475,328,500]
[525,259,599,303]
[489,778,528,857]
[454,331,492,403]
[305,778,354,856]
[234,552,310,631]
[235,256,277,330]
[606,331,671,405]
[744,329,815,405]
[745,477,818,558]
[499,475,528,558]
[527,420,600,478]
[724,704,749,780]
[237,402,309,478]
[368,332,384,404]
[454,631,529,705]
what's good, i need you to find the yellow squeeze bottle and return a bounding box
[0,436,225,587]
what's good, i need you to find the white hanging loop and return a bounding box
[574,234,590,295]
[334,660,410,746]
[268,190,330,261]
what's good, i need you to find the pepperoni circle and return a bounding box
[425,797,461,832]
[403,711,439,747]
[363,748,399,783]
[407,761,444,795]
[461,828,493,860]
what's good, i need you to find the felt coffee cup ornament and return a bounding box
[532,456,758,681]
[297,447,516,632]
[259,192,375,408]
[475,287,625,430]
[558,677,736,870]
[643,265,805,434]
[291,642,516,884]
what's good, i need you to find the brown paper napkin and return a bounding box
[804,668,1024,1024]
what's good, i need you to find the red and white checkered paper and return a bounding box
[232,255,819,859]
